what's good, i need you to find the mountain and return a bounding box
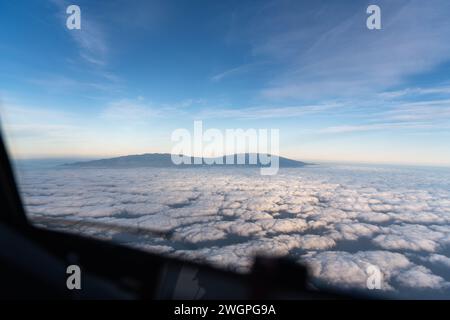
[62,153,308,168]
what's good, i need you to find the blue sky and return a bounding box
[1,0,450,165]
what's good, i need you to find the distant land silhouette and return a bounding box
[63,153,308,168]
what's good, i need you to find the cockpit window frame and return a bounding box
[0,133,30,228]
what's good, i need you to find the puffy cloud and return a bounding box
[372,224,450,252]
[173,234,336,273]
[373,234,438,252]
[171,223,228,244]
[424,254,450,269]
[300,250,412,290]
[395,266,449,289]
[327,222,382,241]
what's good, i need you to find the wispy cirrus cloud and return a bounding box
[196,102,341,119]
[49,0,109,67]
[317,122,436,134]
[227,0,450,100]
[101,98,160,121]
[383,99,450,122]
[313,97,450,134]
[28,74,121,94]
[100,97,207,122]
[211,64,256,82]
[379,86,450,99]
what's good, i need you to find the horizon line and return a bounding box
[10,152,450,169]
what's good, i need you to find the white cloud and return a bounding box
[372,224,450,252]
[396,266,449,289]
[300,250,410,290]
[425,254,450,269]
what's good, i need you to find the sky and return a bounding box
[1,0,450,166]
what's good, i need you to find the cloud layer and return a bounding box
[16,164,450,298]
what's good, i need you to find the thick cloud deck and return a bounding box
[16,164,450,298]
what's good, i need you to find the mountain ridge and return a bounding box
[62,153,309,168]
